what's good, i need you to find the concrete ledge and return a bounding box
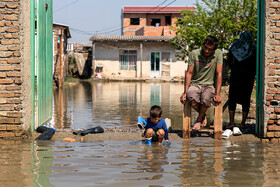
[93,77,184,83]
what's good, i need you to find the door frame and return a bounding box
[150,51,161,78]
[256,0,265,137]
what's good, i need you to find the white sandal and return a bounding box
[233,127,242,136]
[222,129,233,139]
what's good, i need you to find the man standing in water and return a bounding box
[180,35,223,130]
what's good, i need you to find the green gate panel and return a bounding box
[36,0,53,127]
[256,0,265,136]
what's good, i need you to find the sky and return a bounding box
[53,0,198,43]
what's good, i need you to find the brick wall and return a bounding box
[0,0,31,138]
[123,13,181,36]
[264,0,280,141]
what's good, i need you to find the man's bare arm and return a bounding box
[214,63,222,102]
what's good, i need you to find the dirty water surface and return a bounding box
[1,139,280,186]
[52,81,235,130]
[1,81,266,186]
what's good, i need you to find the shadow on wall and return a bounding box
[222,57,230,86]
[69,53,92,79]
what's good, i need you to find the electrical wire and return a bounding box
[91,0,169,33]
[98,0,177,35]
[154,0,177,13]
[147,0,168,12]
[54,0,82,13]
[71,28,94,35]
[69,0,177,36]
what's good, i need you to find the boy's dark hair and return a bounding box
[150,105,162,118]
[203,35,219,50]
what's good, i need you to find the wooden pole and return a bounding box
[214,140,223,186]
[214,101,223,139]
[183,102,191,138]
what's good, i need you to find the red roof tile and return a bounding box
[123,6,195,13]
[90,35,174,42]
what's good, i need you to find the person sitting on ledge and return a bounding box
[180,35,223,131]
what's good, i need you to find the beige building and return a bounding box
[90,35,185,79]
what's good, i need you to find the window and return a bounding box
[119,50,137,70]
[165,16,171,26]
[130,18,139,25]
[151,18,161,27]
[161,52,171,77]
[161,52,171,62]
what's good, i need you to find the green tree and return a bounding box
[171,0,257,59]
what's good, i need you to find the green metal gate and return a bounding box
[256,0,265,136]
[31,0,53,131]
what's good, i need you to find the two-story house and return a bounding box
[122,6,195,36]
[91,6,194,79]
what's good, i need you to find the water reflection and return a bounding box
[259,144,280,186]
[0,140,33,186]
[137,145,169,174]
[2,139,280,186]
[52,82,181,130]
[176,140,224,186]
[52,81,230,130]
[31,141,54,187]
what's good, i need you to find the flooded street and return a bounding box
[1,81,275,187]
[52,81,186,130]
[51,81,232,130]
[1,139,280,186]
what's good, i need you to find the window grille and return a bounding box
[119,50,137,70]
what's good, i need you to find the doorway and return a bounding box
[150,52,161,78]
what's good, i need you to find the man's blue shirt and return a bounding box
[145,117,169,140]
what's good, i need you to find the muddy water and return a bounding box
[1,81,267,186]
[1,139,280,186]
[52,81,231,130]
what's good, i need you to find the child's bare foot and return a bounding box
[192,122,201,131]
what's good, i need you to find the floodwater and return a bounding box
[1,139,280,186]
[51,81,232,130]
[2,81,275,187]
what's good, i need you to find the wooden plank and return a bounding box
[199,129,214,132]
[183,102,191,138]
[214,101,223,139]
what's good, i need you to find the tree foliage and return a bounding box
[171,0,257,59]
